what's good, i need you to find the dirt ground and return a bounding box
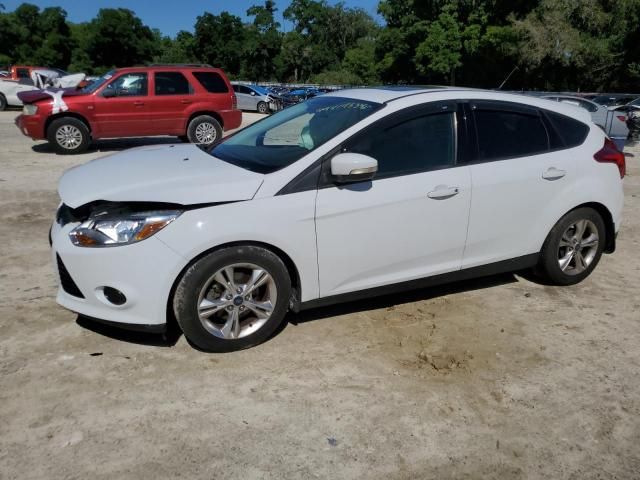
[0,109,639,480]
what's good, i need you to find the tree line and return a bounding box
[1,0,639,92]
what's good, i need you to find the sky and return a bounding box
[2,0,382,37]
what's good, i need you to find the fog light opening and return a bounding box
[103,287,127,306]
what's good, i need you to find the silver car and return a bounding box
[232,84,272,114]
[543,95,629,151]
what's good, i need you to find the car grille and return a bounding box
[56,254,84,298]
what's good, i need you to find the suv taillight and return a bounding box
[232,94,237,109]
[594,138,625,178]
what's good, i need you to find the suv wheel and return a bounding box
[47,117,91,155]
[187,115,222,145]
[538,207,606,285]
[0,94,7,111]
[257,101,268,114]
[173,246,291,352]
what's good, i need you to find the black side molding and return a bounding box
[298,253,540,311]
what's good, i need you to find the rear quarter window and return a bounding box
[544,111,590,149]
[192,71,229,93]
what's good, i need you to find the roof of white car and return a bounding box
[327,86,592,123]
[325,86,459,103]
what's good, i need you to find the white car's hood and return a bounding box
[59,144,264,208]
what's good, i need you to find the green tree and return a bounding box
[85,8,158,71]
[242,1,282,81]
[193,11,246,74]
[153,31,198,64]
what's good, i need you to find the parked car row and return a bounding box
[231,83,331,113]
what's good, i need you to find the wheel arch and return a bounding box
[565,202,616,253]
[45,112,92,137]
[186,111,224,132]
[166,240,302,326]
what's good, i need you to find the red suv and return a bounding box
[15,64,241,154]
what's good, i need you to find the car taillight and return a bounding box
[232,94,237,109]
[617,115,627,122]
[594,138,625,178]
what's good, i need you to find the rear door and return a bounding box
[315,102,472,297]
[93,72,151,138]
[148,71,194,135]
[461,101,580,268]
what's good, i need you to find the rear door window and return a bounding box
[193,72,229,93]
[154,72,192,95]
[471,102,549,160]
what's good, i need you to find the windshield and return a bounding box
[210,96,381,174]
[81,70,115,94]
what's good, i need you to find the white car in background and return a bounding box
[0,69,86,110]
[51,88,625,352]
[543,95,629,151]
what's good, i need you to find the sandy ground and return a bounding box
[0,109,639,480]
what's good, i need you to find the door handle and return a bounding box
[427,185,460,200]
[542,167,566,181]
[133,101,145,106]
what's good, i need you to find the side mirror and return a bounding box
[250,91,256,96]
[331,153,378,184]
[101,88,116,98]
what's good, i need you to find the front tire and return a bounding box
[47,117,90,154]
[538,208,606,285]
[0,94,7,111]
[257,101,269,114]
[186,115,222,146]
[173,246,291,352]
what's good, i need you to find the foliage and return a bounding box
[0,0,639,91]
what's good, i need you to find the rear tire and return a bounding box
[0,94,7,111]
[47,117,91,155]
[186,115,222,146]
[257,101,268,114]
[173,246,291,352]
[537,207,606,285]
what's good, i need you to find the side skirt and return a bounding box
[298,253,540,311]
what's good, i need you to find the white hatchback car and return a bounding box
[51,88,625,352]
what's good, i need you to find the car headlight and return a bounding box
[23,104,38,116]
[69,210,181,247]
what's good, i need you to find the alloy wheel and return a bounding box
[557,219,599,275]
[55,125,82,150]
[197,263,277,340]
[194,122,217,144]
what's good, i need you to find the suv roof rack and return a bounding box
[147,63,214,68]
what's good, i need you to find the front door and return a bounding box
[93,72,151,138]
[315,103,472,297]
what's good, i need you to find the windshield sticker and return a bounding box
[317,102,375,113]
